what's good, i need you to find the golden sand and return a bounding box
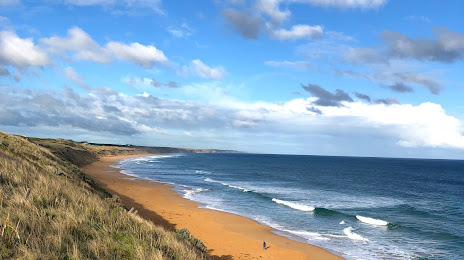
[81,155,343,260]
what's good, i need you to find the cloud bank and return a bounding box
[1,85,463,152]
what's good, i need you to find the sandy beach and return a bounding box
[80,154,343,260]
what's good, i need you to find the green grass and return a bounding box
[0,132,208,259]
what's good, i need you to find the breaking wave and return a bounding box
[356,215,389,226]
[204,177,251,192]
[343,227,368,241]
[272,198,315,212]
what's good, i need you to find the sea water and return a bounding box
[114,153,464,260]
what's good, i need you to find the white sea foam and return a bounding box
[119,169,140,178]
[356,215,388,226]
[195,170,212,175]
[284,229,330,241]
[272,198,315,212]
[255,216,338,243]
[343,227,368,241]
[204,177,251,192]
[182,187,209,199]
[339,221,346,225]
[117,154,183,166]
[134,154,183,162]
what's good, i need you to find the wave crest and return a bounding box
[182,187,210,199]
[272,198,315,212]
[204,178,251,192]
[356,215,388,226]
[343,227,368,241]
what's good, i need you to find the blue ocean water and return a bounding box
[114,153,464,260]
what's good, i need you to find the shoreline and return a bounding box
[80,154,344,260]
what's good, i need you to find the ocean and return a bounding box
[114,153,464,260]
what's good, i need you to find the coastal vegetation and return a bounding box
[0,131,207,259]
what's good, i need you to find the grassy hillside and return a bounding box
[0,132,208,259]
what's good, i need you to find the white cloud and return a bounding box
[223,0,384,40]
[40,26,168,68]
[175,83,464,150]
[167,23,193,38]
[256,0,290,24]
[0,31,52,68]
[268,24,323,40]
[106,41,168,68]
[2,85,464,157]
[232,98,464,150]
[40,26,111,63]
[318,101,464,149]
[63,66,90,90]
[294,0,386,9]
[182,59,225,79]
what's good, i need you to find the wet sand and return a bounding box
[80,155,343,260]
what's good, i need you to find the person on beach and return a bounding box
[263,241,266,249]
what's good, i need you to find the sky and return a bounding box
[1,0,464,159]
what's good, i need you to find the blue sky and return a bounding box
[1,0,464,159]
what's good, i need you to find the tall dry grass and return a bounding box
[0,132,208,259]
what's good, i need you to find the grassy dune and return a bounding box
[0,132,208,259]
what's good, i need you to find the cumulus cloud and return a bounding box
[256,0,290,24]
[221,0,331,40]
[320,101,464,149]
[302,83,353,106]
[0,86,232,136]
[256,0,386,23]
[268,24,323,40]
[40,27,111,63]
[3,85,464,153]
[40,26,168,68]
[221,8,263,39]
[181,59,225,79]
[106,41,168,68]
[264,60,312,70]
[0,31,52,68]
[255,0,386,27]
